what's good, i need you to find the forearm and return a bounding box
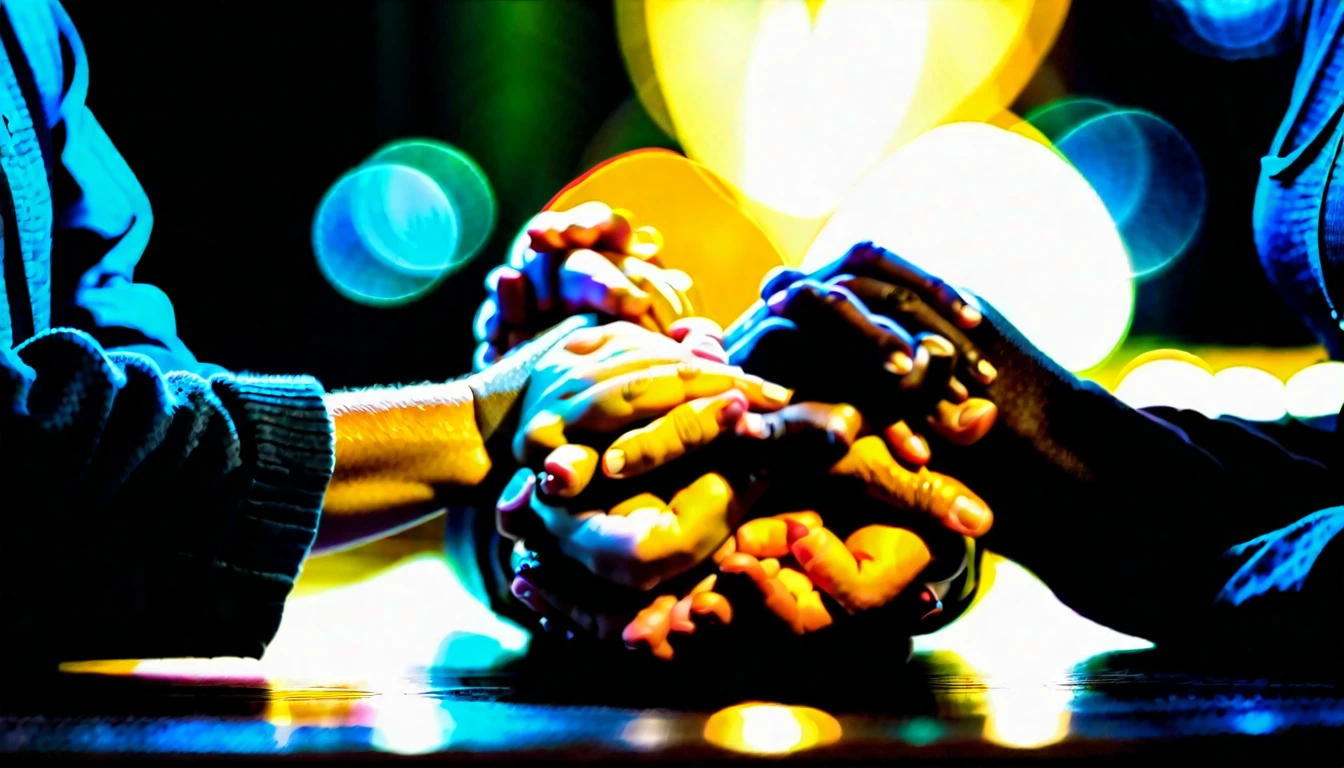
[935,303,1340,641]
[312,315,592,554]
[315,381,492,553]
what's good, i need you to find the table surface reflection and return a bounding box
[5,650,1342,763]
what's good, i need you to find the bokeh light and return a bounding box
[368,140,497,268]
[314,164,458,306]
[805,122,1134,372]
[623,0,1069,263]
[313,141,495,307]
[1055,110,1205,277]
[1113,352,1218,416]
[1026,96,1116,144]
[545,149,785,325]
[703,703,841,755]
[914,553,1152,749]
[1211,366,1287,422]
[1284,361,1344,419]
[1154,0,1296,60]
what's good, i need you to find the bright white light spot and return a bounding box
[914,554,1153,682]
[915,554,1151,749]
[126,554,530,688]
[982,687,1073,750]
[622,715,674,751]
[1284,362,1344,419]
[739,0,930,217]
[806,123,1134,372]
[370,694,455,756]
[737,705,806,754]
[1211,366,1286,422]
[1113,359,1219,416]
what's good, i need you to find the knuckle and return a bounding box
[633,432,665,469]
[670,405,705,447]
[623,374,654,401]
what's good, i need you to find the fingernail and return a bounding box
[511,576,547,614]
[960,304,982,325]
[604,449,626,477]
[886,351,914,375]
[623,376,653,401]
[921,335,955,357]
[904,435,931,463]
[767,290,789,314]
[952,495,990,534]
[785,519,811,544]
[497,472,535,512]
[762,382,791,406]
[692,339,728,364]
[958,399,995,428]
[719,398,746,427]
[976,359,997,382]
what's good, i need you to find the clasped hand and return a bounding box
[479,204,999,660]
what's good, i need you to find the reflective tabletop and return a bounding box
[5,532,1341,763]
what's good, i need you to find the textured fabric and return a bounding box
[1253,0,1344,356]
[916,296,1343,668]
[0,1,338,665]
[1,330,334,663]
[0,0,203,372]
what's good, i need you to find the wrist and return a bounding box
[323,381,491,515]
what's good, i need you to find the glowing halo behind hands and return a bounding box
[805,122,1135,373]
[622,0,1070,263]
[543,149,787,326]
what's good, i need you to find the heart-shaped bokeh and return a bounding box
[618,0,1070,262]
[547,124,1135,374]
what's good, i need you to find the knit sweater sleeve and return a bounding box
[0,328,334,665]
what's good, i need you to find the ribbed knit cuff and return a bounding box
[204,372,335,655]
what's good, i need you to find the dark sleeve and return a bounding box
[0,328,334,666]
[926,301,1342,650]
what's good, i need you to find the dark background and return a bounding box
[59,0,1315,390]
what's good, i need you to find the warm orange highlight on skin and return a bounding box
[323,382,490,515]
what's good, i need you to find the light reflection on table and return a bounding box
[38,542,1341,761]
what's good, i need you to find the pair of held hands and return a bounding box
[473,203,1002,660]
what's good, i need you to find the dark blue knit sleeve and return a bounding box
[0,328,334,665]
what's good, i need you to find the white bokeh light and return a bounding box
[1113,358,1218,416]
[805,123,1134,372]
[1211,366,1286,422]
[1284,361,1344,419]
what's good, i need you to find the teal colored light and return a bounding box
[1155,0,1294,59]
[313,140,497,307]
[313,163,460,307]
[1025,97,1116,144]
[1057,111,1206,279]
[369,139,497,271]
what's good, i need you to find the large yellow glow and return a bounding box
[544,150,786,325]
[805,123,1135,372]
[703,703,842,755]
[636,0,1069,261]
